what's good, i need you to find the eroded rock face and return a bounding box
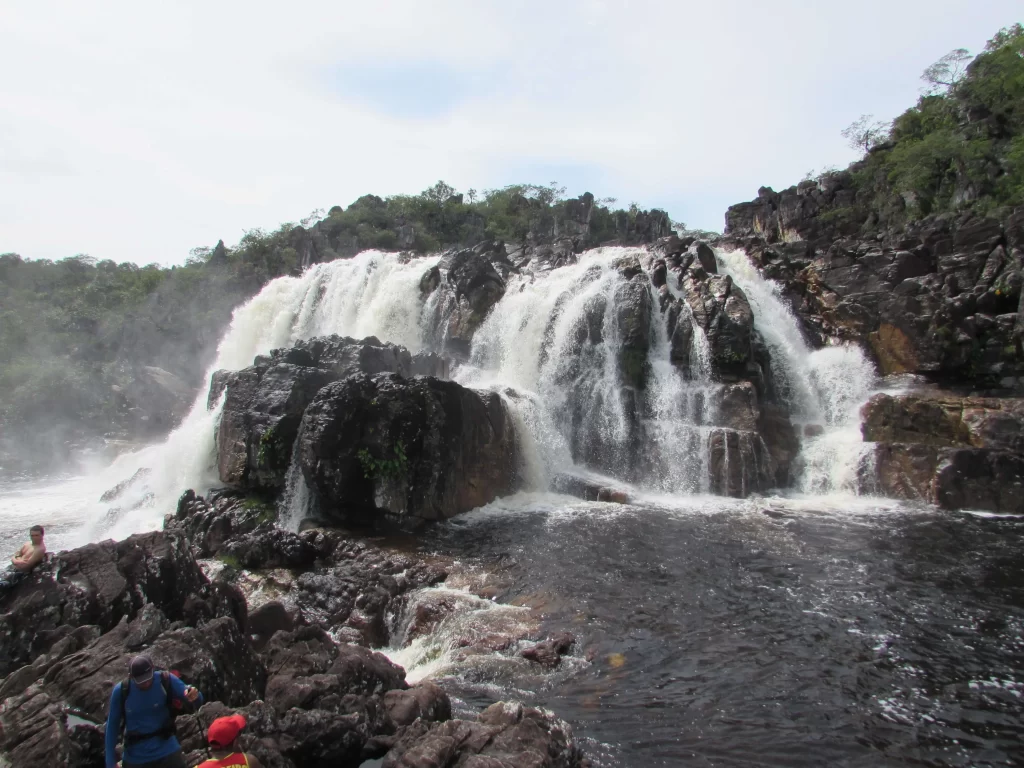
[381,701,585,768]
[0,530,214,677]
[297,374,518,528]
[427,244,508,360]
[724,184,1024,390]
[210,336,448,493]
[0,611,265,768]
[860,393,1024,512]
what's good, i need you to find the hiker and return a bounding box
[104,655,203,768]
[0,525,46,591]
[196,714,263,768]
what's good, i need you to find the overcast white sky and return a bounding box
[1,1,1020,266]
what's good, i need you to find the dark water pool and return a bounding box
[412,497,1024,767]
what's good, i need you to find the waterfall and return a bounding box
[85,251,444,536]
[716,248,877,494]
[80,243,889,540]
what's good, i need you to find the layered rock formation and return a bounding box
[721,178,1024,511]
[860,392,1024,512]
[723,181,1024,391]
[0,496,589,768]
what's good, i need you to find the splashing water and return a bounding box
[716,248,878,494]
[32,244,894,545]
[75,251,443,538]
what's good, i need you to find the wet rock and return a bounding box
[0,613,265,768]
[297,373,518,528]
[288,538,447,645]
[99,467,152,503]
[863,443,942,501]
[383,683,452,728]
[680,271,754,376]
[695,241,718,274]
[247,600,294,649]
[708,428,775,497]
[862,393,1024,452]
[552,473,631,504]
[434,246,507,360]
[210,335,448,493]
[934,449,1024,513]
[381,701,585,768]
[0,530,213,677]
[262,626,406,715]
[521,632,575,668]
[212,363,337,491]
[615,277,653,390]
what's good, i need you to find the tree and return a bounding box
[985,23,1024,52]
[421,181,458,204]
[921,48,972,93]
[842,115,890,153]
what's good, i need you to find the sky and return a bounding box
[1,1,1020,266]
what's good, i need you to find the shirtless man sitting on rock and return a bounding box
[0,525,46,590]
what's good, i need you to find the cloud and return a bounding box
[1,0,1021,264]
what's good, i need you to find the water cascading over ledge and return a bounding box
[86,242,883,538]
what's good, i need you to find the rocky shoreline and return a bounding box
[0,490,586,767]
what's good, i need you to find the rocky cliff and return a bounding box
[722,180,1024,392]
[720,178,1024,513]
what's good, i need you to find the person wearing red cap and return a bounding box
[196,714,263,768]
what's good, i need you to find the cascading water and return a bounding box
[65,243,889,545]
[70,251,443,540]
[716,248,878,494]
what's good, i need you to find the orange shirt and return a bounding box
[196,754,249,768]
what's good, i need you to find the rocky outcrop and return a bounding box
[723,182,1024,392]
[381,701,585,768]
[0,530,225,677]
[860,392,1024,512]
[0,605,264,768]
[422,243,509,360]
[297,374,518,528]
[210,336,447,492]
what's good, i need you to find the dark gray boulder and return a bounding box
[210,336,448,493]
[297,374,518,528]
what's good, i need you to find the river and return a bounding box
[1,246,1022,766]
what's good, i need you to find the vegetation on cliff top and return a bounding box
[0,184,667,467]
[832,23,1024,225]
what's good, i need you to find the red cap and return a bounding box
[207,714,247,747]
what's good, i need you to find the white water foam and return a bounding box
[36,251,446,540]
[716,248,878,494]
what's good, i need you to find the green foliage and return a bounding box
[357,441,408,481]
[242,497,278,525]
[823,24,1024,230]
[256,426,287,468]
[217,552,243,570]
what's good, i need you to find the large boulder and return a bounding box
[428,245,507,360]
[860,393,1024,511]
[261,626,407,715]
[210,336,448,492]
[0,530,217,677]
[297,374,518,528]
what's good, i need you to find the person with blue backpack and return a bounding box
[104,655,203,768]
